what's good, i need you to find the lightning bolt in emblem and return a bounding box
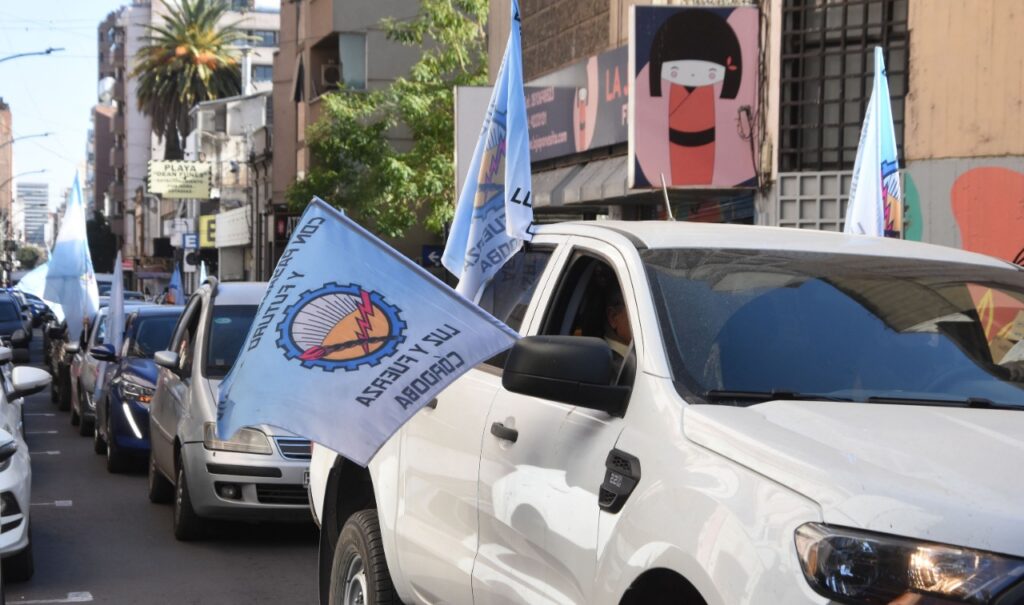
[354,289,375,354]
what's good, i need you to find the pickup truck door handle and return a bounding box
[490,422,518,443]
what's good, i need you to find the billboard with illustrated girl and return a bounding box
[629,6,759,189]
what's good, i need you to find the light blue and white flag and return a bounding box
[94,252,125,402]
[44,174,98,340]
[15,262,63,322]
[218,198,519,466]
[442,0,532,302]
[167,264,184,306]
[199,261,208,284]
[846,46,902,238]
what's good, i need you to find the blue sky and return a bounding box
[0,0,279,210]
[0,0,125,209]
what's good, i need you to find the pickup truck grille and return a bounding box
[274,437,312,460]
[255,484,308,506]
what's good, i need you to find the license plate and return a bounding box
[303,470,310,488]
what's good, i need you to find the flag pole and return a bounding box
[659,173,675,221]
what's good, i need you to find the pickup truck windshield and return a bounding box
[643,249,1024,408]
[205,305,257,378]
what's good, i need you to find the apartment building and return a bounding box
[483,0,1023,266]
[98,0,280,287]
[0,99,11,236]
[13,182,48,247]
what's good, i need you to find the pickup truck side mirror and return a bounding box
[90,343,118,363]
[502,336,630,417]
[10,329,28,348]
[154,350,181,374]
[11,366,52,399]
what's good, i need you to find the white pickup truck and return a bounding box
[309,220,1024,605]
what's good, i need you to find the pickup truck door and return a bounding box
[151,297,202,476]
[473,238,637,604]
[392,242,562,603]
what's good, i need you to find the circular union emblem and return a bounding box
[276,283,406,372]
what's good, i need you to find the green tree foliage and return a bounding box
[86,211,118,273]
[14,245,42,270]
[287,0,489,237]
[132,0,249,159]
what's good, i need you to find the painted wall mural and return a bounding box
[951,167,1024,265]
[630,6,759,189]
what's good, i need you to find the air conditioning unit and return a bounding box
[321,63,342,89]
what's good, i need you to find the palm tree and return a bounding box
[132,0,250,159]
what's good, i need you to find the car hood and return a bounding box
[206,378,303,439]
[683,401,1024,556]
[120,357,157,388]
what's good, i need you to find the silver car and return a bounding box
[69,307,109,436]
[149,279,311,541]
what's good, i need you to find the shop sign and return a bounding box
[148,160,212,199]
[199,215,217,248]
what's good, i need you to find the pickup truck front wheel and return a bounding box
[328,510,396,605]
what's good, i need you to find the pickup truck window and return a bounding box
[644,249,1024,407]
[477,247,553,332]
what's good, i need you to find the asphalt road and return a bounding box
[7,333,318,604]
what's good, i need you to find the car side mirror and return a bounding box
[502,336,630,417]
[0,347,11,364]
[154,350,181,373]
[10,329,28,348]
[90,344,118,363]
[65,342,80,355]
[11,366,52,399]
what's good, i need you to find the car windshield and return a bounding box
[643,249,1024,408]
[205,305,257,378]
[129,315,179,359]
[0,301,19,322]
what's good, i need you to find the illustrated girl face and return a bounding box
[660,59,728,87]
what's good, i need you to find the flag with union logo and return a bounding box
[217,198,520,466]
[845,46,902,238]
[44,173,99,340]
[442,0,533,302]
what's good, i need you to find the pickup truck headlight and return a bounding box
[119,380,154,404]
[203,422,271,455]
[795,523,1024,604]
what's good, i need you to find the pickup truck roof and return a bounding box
[539,220,1013,269]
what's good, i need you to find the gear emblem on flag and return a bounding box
[276,282,406,372]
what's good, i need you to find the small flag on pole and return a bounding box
[44,173,99,340]
[217,198,519,466]
[94,252,125,402]
[442,0,533,302]
[845,46,902,238]
[167,264,184,306]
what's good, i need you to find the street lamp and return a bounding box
[0,47,65,64]
[0,132,51,150]
[0,168,46,193]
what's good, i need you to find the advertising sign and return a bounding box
[527,46,629,162]
[199,215,217,248]
[148,160,212,199]
[629,6,759,189]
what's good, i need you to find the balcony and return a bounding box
[110,146,125,167]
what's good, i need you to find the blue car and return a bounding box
[91,305,182,473]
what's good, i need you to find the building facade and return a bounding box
[272,0,444,271]
[0,99,12,238]
[97,0,280,288]
[483,0,1024,266]
[13,182,48,247]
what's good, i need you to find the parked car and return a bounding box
[149,280,311,541]
[308,221,1024,605]
[20,292,55,327]
[44,320,74,411]
[4,291,33,339]
[0,347,53,583]
[91,305,182,472]
[69,307,110,435]
[0,295,30,349]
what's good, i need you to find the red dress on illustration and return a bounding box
[668,84,716,185]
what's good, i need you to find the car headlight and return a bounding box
[795,523,1024,604]
[203,422,271,455]
[119,380,154,404]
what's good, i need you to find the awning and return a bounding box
[532,156,630,209]
[531,165,582,209]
